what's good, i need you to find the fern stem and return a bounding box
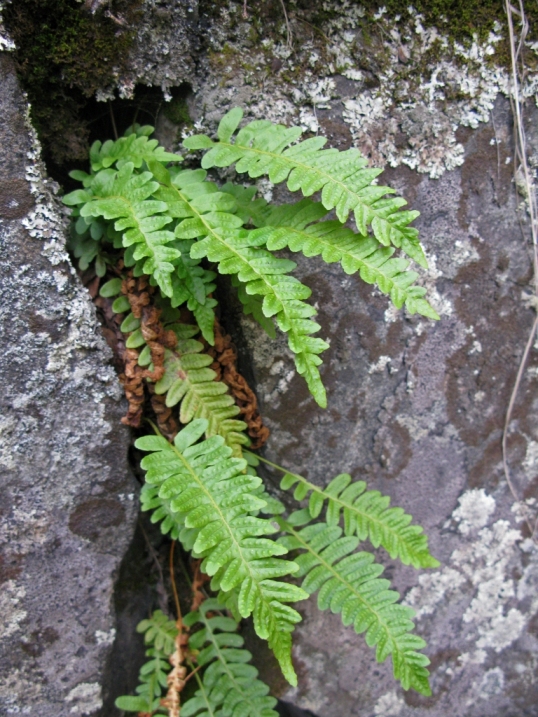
[192,668,218,717]
[169,540,182,621]
[197,609,272,716]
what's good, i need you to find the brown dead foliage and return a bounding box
[190,559,211,612]
[117,272,177,428]
[208,322,270,449]
[160,620,190,717]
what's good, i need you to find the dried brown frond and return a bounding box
[190,559,210,612]
[208,321,270,449]
[148,384,179,441]
[119,347,146,427]
[160,624,189,717]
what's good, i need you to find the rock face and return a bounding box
[2,1,538,716]
[0,55,137,716]
[239,98,538,717]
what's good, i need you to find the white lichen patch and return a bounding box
[369,355,392,374]
[0,581,27,641]
[66,682,103,714]
[451,488,496,535]
[133,1,538,183]
[469,666,505,704]
[95,628,116,646]
[405,489,538,691]
[373,691,405,716]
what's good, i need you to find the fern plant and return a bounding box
[63,108,441,713]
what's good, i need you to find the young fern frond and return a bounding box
[89,124,181,172]
[136,420,308,684]
[252,199,439,320]
[183,598,278,717]
[154,333,249,456]
[64,163,181,298]
[115,610,178,714]
[184,108,427,267]
[138,609,179,655]
[65,165,217,344]
[248,452,439,570]
[277,515,431,696]
[150,160,330,407]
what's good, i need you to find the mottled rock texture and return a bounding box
[0,54,138,716]
[2,1,538,716]
[237,98,538,717]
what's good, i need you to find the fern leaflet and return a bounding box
[253,199,439,319]
[220,182,271,227]
[136,420,308,684]
[154,329,249,456]
[90,123,181,172]
[183,598,278,717]
[248,452,439,570]
[277,515,431,695]
[184,108,427,267]
[115,610,177,714]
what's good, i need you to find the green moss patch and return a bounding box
[3,0,142,167]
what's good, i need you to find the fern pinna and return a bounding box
[63,110,440,711]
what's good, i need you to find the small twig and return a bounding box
[183,663,203,683]
[490,110,502,206]
[243,0,248,19]
[278,0,293,49]
[108,100,118,140]
[502,0,538,540]
[169,540,182,621]
[138,518,168,612]
[502,314,538,535]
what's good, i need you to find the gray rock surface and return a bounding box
[0,54,138,716]
[239,98,538,717]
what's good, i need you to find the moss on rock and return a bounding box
[3,0,142,167]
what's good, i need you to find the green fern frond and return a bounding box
[184,108,427,267]
[253,199,439,320]
[150,161,329,407]
[277,516,432,695]
[136,421,308,684]
[248,453,439,570]
[220,182,271,227]
[138,609,179,656]
[100,280,249,454]
[182,598,278,717]
[115,610,178,714]
[154,330,249,456]
[64,163,180,298]
[90,124,181,172]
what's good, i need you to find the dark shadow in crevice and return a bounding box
[277,700,320,717]
[98,517,156,716]
[58,82,192,192]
